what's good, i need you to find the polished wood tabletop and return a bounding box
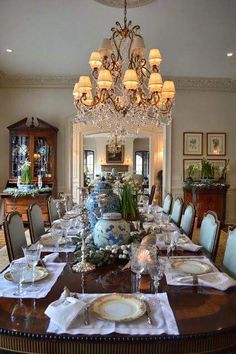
[0,253,236,354]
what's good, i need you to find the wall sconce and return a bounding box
[125,157,131,165]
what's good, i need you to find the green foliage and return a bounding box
[120,183,139,221]
[3,187,52,198]
[201,158,214,179]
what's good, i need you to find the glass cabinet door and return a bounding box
[34,137,52,178]
[11,135,29,177]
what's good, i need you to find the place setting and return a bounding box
[0,244,65,298]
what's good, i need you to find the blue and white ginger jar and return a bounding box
[93,212,130,248]
[86,181,121,228]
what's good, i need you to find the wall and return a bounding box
[0,84,235,223]
[171,90,236,224]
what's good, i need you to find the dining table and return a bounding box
[1,216,236,354]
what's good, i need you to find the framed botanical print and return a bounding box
[207,133,226,156]
[106,145,124,163]
[183,159,202,181]
[183,132,203,155]
[208,159,226,179]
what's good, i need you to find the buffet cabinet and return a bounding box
[183,184,229,225]
[1,117,58,223]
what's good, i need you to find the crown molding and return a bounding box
[0,72,236,92]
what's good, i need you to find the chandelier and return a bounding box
[73,0,176,131]
[107,133,124,156]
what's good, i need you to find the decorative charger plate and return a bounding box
[4,266,49,283]
[90,294,146,322]
[178,235,189,244]
[172,260,212,275]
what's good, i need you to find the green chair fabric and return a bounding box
[170,198,184,227]
[28,203,45,243]
[180,203,196,239]
[163,194,172,215]
[198,211,220,261]
[222,226,236,278]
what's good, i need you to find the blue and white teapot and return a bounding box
[93,212,130,248]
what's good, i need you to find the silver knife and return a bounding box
[144,300,153,325]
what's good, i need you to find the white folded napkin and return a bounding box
[43,252,59,263]
[143,222,160,232]
[45,295,86,331]
[166,271,236,291]
[143,214,154,222]
[156,232,202,253]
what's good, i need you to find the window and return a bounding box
[84,150,94,185]
[135,151,149,177]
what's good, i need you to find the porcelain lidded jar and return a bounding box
[93,212,130,248]
[86,181,121,228]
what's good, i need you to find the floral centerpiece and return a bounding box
[21,160,31,184]
[117,173,142,221]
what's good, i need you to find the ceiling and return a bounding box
[0,0,235,78]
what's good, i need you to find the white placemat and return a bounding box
[0,262,66,298]
[47,292,179,335]
[164,256,236,291]
[156,233,202,253]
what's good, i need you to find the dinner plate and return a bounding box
[178,235,189,244]
[4,266,49,283]
[90,294,146,322]
[172,260,212,275]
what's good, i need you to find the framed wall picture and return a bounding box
[207,133,226,156]
[183,132,203,155]
[106,145,124,163]
[183,159,202,181]
[208,159,226,179]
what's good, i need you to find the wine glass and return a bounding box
[148,261,166,293]
[22,244,42,292]
[10,261,27,297]
[60,217,71,240]
[50,225,63,252]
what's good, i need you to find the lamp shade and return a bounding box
[148,48,162,67]
[73,82,80,97]
[162,81,175,99]
[123,69,139,90]
[89,51,102,69]
[99,38,112,58]
[76,76,92,94]
[97,69,113,89]
[148,73,163,92]
[131,36,146,56]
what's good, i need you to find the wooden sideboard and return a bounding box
[0,192,51,224]
[183,184,229,225]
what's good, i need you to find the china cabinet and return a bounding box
[1,117,58,223]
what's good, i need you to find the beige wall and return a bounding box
[0,86,235,223]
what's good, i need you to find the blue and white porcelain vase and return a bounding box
[86,181,121,228]
[93,212,130,248]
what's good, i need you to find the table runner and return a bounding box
[0,262,65,299]
[47,292,179,335]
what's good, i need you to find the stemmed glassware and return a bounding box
[22,244,42,293]
[148,260,166,293]
[50,225,63,252]
[10,261,27,296]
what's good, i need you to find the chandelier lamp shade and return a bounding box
[73,0,175,131]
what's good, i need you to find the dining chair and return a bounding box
[198,211,221,261]
[170,197,184,227]
[180,202,196,239]
[148,185,156,205]
[222,226,236,278]
[162,193,173,215]
[3,211,28,262]
[47,196,60,226]
[27,203,46,243]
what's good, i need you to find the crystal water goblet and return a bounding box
[10,261,27,297]
[148,261,166,293]
[22,244,42,293]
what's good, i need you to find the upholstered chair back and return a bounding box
[163,194,173,215]
[222,226,236,278]
[149,185,156,205]
[27,203,45,243]
[48,196,60,226]
[198,211,220,261]
[3,212,27,262]
[170,197,184,227]
[180,203,196,239]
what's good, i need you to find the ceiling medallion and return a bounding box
[94,0,156,8]
[73,0,175,134]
